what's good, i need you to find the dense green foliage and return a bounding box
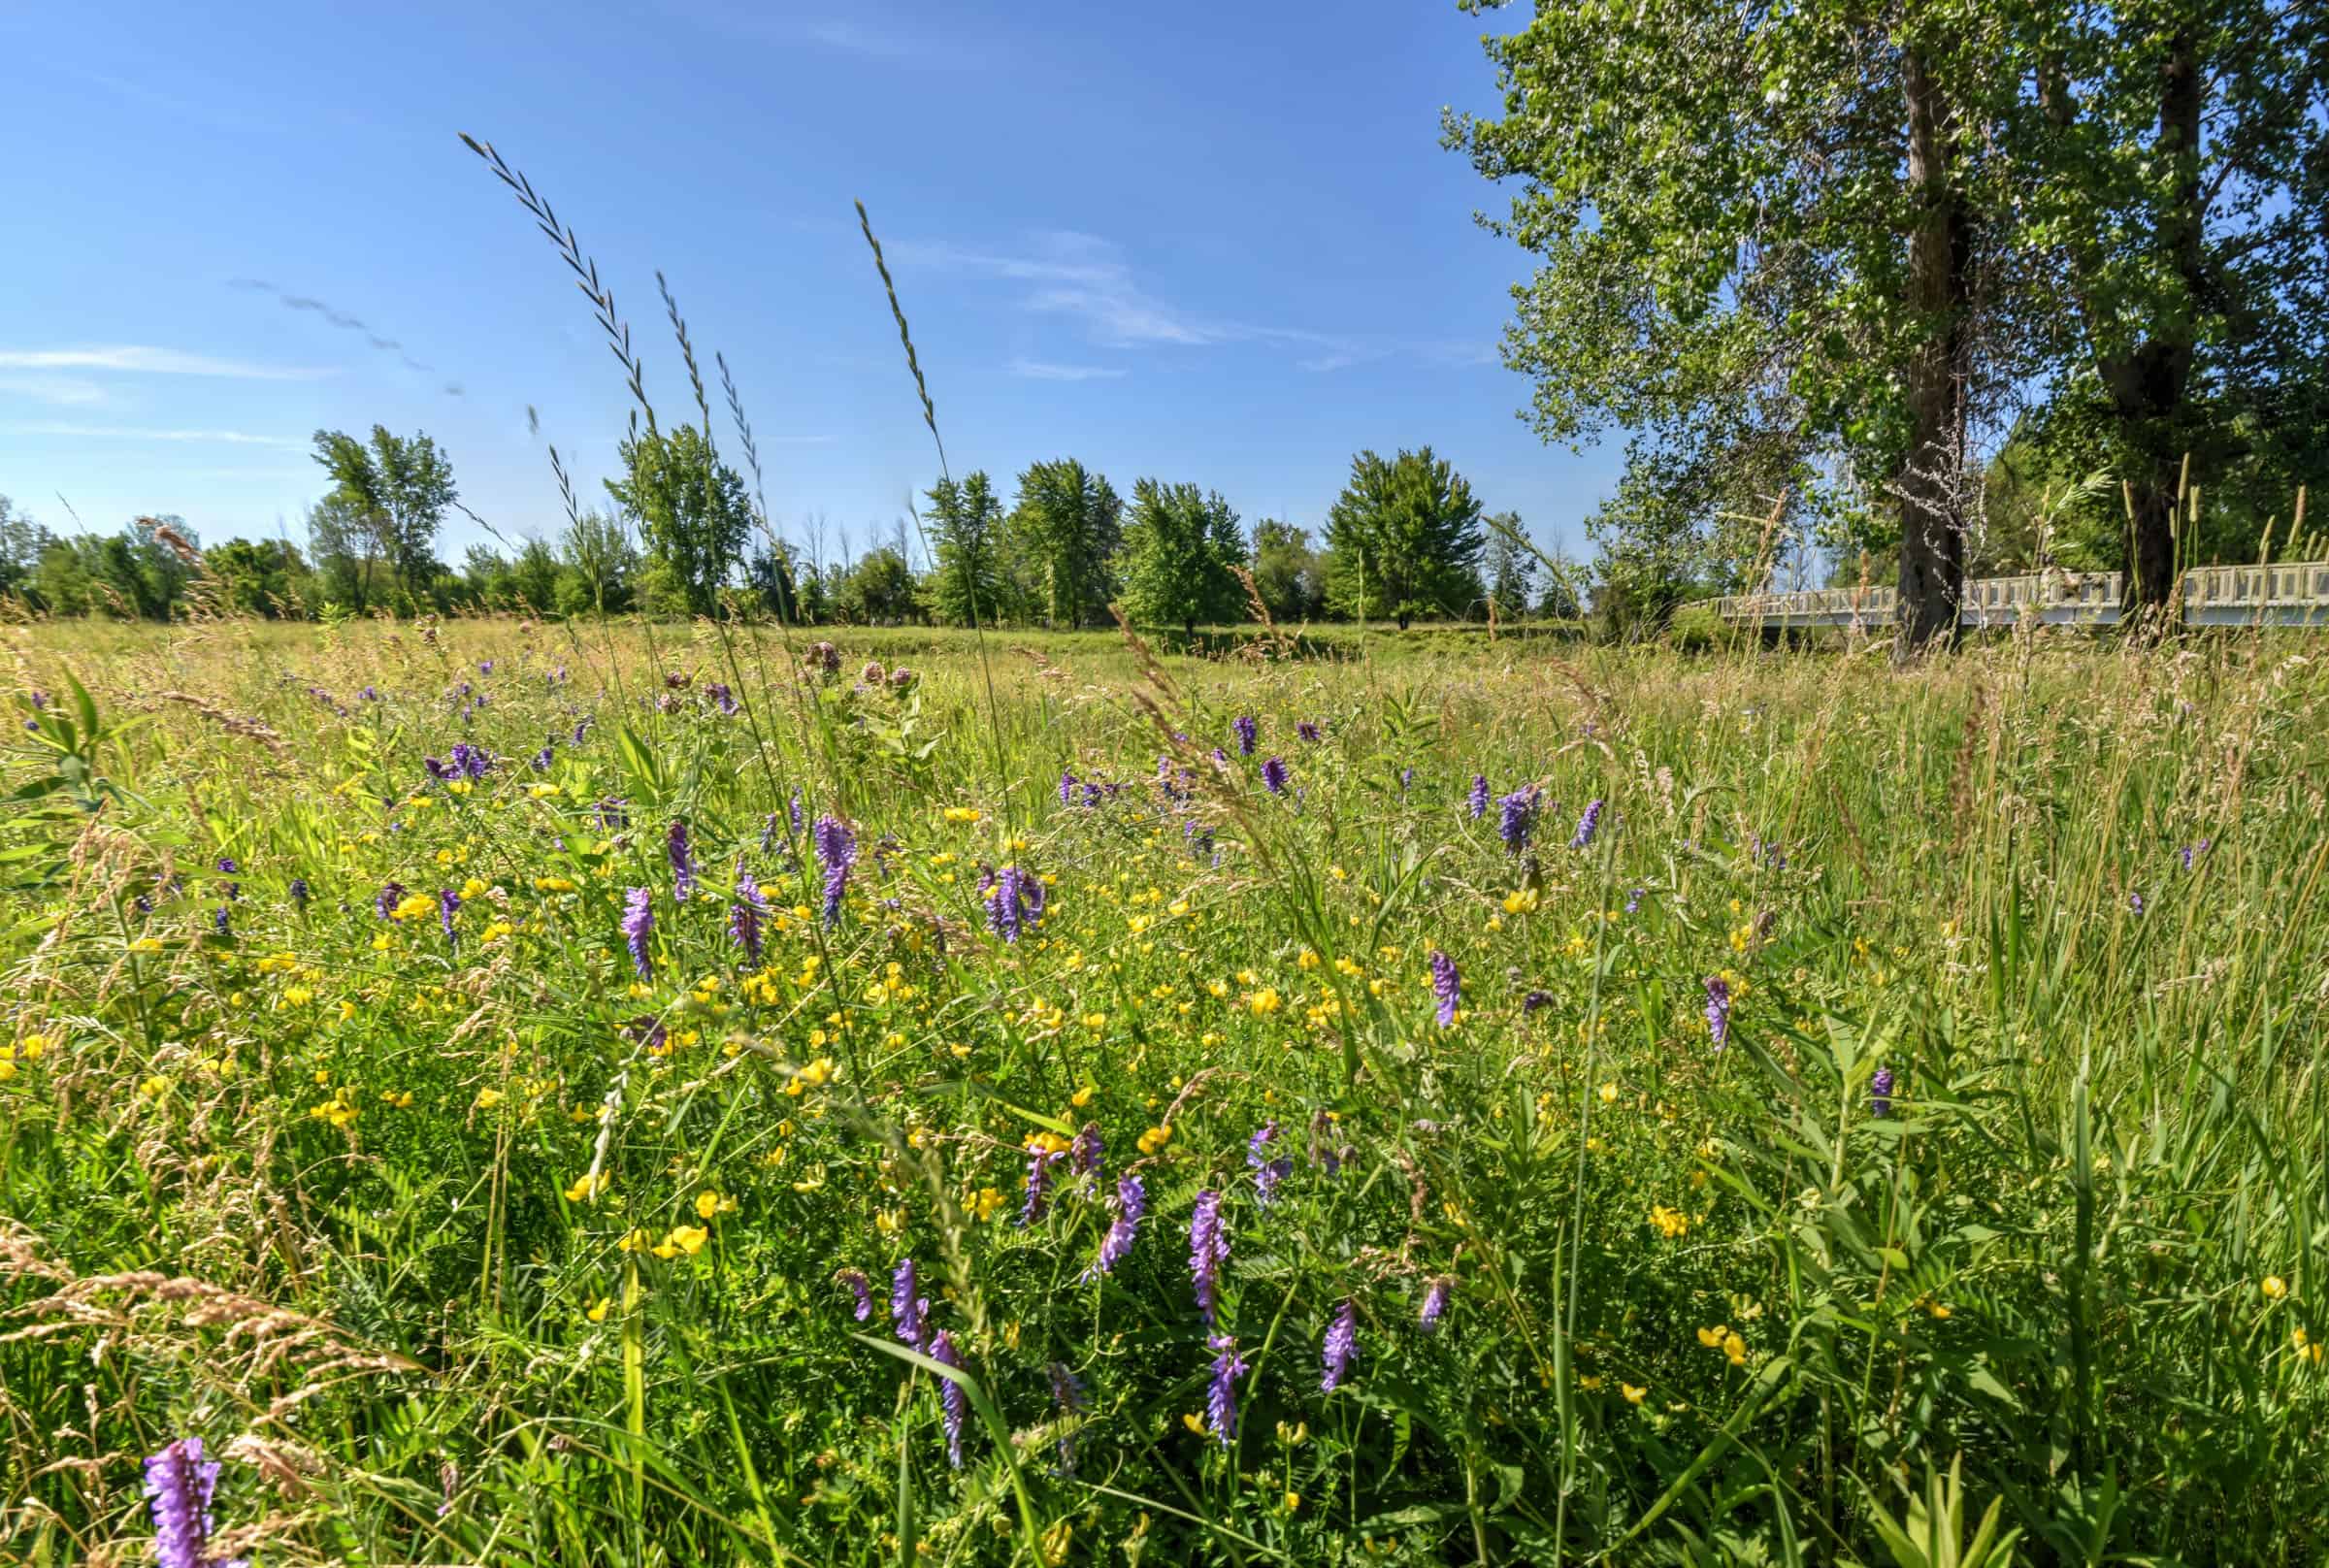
[1323,447,1487,629]
[1115,480,1248,635]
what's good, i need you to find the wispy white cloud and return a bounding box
[0,376,113,407]
[1009,358,1128,382]
[0,346,335,380]
[6,422,303,448]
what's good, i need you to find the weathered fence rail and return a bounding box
[1711,563,2329,629]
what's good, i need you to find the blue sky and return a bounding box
[1,0,1622,572]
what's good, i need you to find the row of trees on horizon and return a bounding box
[0,428,1572,631]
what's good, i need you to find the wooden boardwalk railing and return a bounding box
[1711,563,2329,629]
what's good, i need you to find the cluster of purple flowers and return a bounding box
[1019,1137,1066,1225]
[1704,974,1731,1048]
[143,1438,247,1568]
[215,857,239,901]
[438,887,460,941]
[1047,1362,1089,1473]
[984,864,1046,942]
[1231,714,1259,756]
[1498,786,1540,853]
[705,682,739,715]
[667,819,697,901]
[621,888,654,979]
[813,815,855,926]
[1189,1190,1230,1324]
[1570,798,1604,850]
[423,741,493,783]
[1420,1277,1453,1333]
[1871,1064,1895,1118]
[287,877,309,910]
[1321,1299,1359,1392]
[1204,1335,1247,1447]
[836,1267,873,1321]
[1261,756,1290,796]
[729,860,767,964]
[1468,774,1492,818]
[929,1330,968,1467]
[1429,949,1460,1027]
[375,880,406,920]
[892,1258,928,1349]
[2181,838,2213,871]
[1296,720,1322,742]
[1084,1175,1145,1281]
[1248,1122,1292,1205]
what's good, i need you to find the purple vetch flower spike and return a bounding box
[1204,1334,1247,1447]
[1262,756,1289,796]
[144,1437,247,1568]
[760,813,778,855]
[1019,1138,1065,1225]
[836,1268,873,1321]
[1497,786,1539,852]
[438,887,460,941]
[1570,798,1604,850]
[1047,1361,1089,1473]
[376,881,405,920]
[1625,887,1645,914]
[288,877,309,910]
[213,906,232,937]
[1871,1064,1895,1118]
[1468,774,1491,818]
[1522,989,1554,1012]
[706,682,738,715]
[789,791,804,837]
[1321,1298,1359,1392]
[1400,766,1414,794]
[1247,1121,1292,1206]
[986,864,1045,942]
[1232,714,1258,756]
[1071,1121,1104,1182]
[1084,1174,1145,1281]
[1189,1190,1229,1324]
[621,888,654,979]
[812,815,856,926]
[1060,768,1079,806]
[1420,1276,1453,1334]
[728,896,763,965]
[2129,890,2145,914]
[891,1259,927,1348]
[930,1329,968,1468]
[531,745,553,771]
[668,820,696,901]
[1704,974,1731,1049]
[1297,720,1322,742]
[1429,949,1460,1027]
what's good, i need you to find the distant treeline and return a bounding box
[2,426,1587,629]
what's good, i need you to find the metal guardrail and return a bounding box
[1712,563,2329,629]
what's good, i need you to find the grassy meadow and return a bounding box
[3,611,2327,1566]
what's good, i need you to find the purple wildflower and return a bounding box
[531,745,553,771]
[573,717,590,745]
[449,742,491,779]
[1625,886,1645,913]
[288,877,309,910]
[1400,766,1414,794]
[1247,1121,1292,1206]
[1085,1175,1145,1281]
[1468,774,1491,818]
[1322,1298,1359,1392]
[621,888,654,979]
[1871,1064,1895,1118]
[1570,799,1603,850]
[1296,720,1322,742]
[788,790,804,838]
[213,906,231,937]
[1231,714,1258,756]
[760,813,778,855]
[2130,890,2146,914]
[1704,975,1731,1048]
[1261,756,1289,796]
[930,1330,968,1468]
[705,682,738,715]
[1071,1121,1105,1181]
[215,857,238,901]
[728,890,764,966]
[1497,786,1539,853]
[1047,1361,1089,1472]
[1420,1276,1453,1333]
[812,815,855,926]
[1190,1190,1229,1324]
[1522,989,1555,1012]
[438,887,460,940]
[1020,1138,1065,1225]
[1060,768,1079,806]
[375,881,405,920]
[836,1268,874,1321]
[892,1259,928,1349]
[1204,1334,1247,1447]
[595,797,628,832]
[144,1437,246,1568]
[668,820,696,901]
[2181,838,2212,871]
[1429,949,1460,1027]
[986,863,1046,942]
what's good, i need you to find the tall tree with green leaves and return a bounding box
[559,507,638,615]
[311,425,458,603]
[603,424,751,617]
[1482,511,1535,618]
[1250,518,1326,623]
[1011,459,1123,628]
[1323,447,1487,629]
[1447,1,2038,654]
[2003,1,2328,606]
[1116,480,1247,637]
[921,472,1015,628]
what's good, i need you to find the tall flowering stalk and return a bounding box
[1497,787,1539,853]
[668,819,696,901]
[813,815,856,926]
[892,1258,928,1349]
[1189,1190,1229,1324]
[986,864,1045,942]
[1571,799,1604,850]
[728,858,766,965]
[1429,950,1460,1027]
[437,888,460,942]
[1468,774,1492,819]
[621,888,654,980]
[1084,1175,1145,1281]
[1231,714,1259,756]
[1321,1298,1359,1391]
[929,1330,968,1468]
[1261,756,1290,796]
[1204,1334,1247,1447]
[144,1438,246,1568]
[1704,975,1731,1048]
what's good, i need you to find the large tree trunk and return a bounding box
[1894,46,1970,662]
[2101,30,2202,617]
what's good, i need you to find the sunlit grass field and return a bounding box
[4,613,2326,1566]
